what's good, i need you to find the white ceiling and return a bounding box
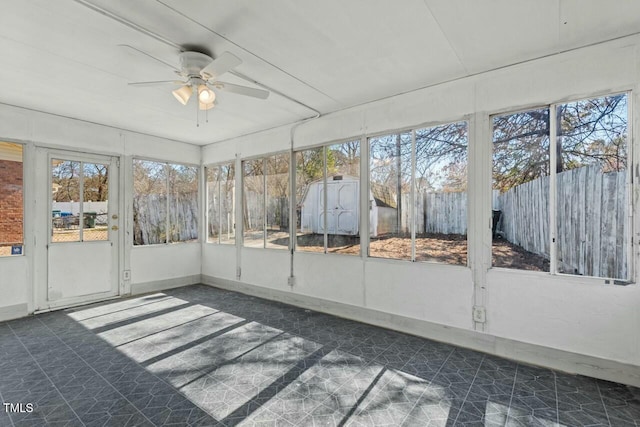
[1,0,639,145]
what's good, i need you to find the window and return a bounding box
[492,108,551,271]
[242,153,290,249]
[243,158,265,247]
[556,94,629,279]
[266,154,290,249]
[296,140,361,255]
[369,132,412,259]
[133,159,198,245]
[415,122,468,265]
[206,162,235,244]
[0,142,23,256]
[296,147,324,253]
[491,93,630,280]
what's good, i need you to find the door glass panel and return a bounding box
[52,159,81,242]
[82,163,109,241]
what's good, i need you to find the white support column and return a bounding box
[549,105,558,275]
[468,112,491,332]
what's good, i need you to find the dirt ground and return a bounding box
[292,232,549,271]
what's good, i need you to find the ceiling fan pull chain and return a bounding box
[196,94,200,127]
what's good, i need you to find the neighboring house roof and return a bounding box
[370,183,397,209]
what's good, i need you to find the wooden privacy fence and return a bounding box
[496,166,628,279]
[400,191,467,235]
[133,193,198,244]
[394,165,627,278]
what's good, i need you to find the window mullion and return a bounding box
[79,162,84,242]
[411,130,416,262]
[323,146,328,254]
[263,158,267,249]
[165,163,170,244]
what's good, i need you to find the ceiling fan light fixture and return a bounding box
[172,85,192,105]
[197,85,215,104]
[199,101,215,111]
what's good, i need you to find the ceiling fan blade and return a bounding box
[118,44,179,72]
[212,81,270,99]
[200,52,242,79]
[128,80,185,87]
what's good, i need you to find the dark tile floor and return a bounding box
[1,285,638,426]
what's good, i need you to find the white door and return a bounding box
[42,151,119,309]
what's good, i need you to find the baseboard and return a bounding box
[130,275,201,295]
[201,275,640,388]
[0,303,28,323]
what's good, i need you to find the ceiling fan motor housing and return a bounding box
[179,51,214,77]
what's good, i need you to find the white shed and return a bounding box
[300,175,398,237]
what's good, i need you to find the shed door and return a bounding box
[43,151,119,310]
[317,180,358,235]
[332,181,358,235]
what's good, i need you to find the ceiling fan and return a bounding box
[128,51,270,110]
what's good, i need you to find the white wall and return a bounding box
[202,34,640,377]
[0,103,201,319]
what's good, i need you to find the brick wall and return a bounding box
[0,159,23,245]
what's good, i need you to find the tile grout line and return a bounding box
[504,363,519,424]
[0,388,16,427]
[450,354,487,426]
[595,380,613,427]
[35,316,160,426]
[7,322,87,427]
[395,346,457,426]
